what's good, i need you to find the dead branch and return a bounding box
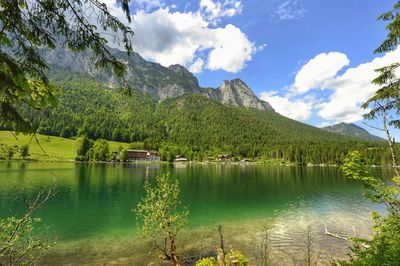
[0,182,56,257]
[216,246,224,266]
[362,122,385,132]
[319,219,370,249]
[319,219,348,240]
[217,225,225,254]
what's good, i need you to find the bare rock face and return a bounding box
[217,79,274,111]
[42,45,274,112]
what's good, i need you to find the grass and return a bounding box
[0,131,130,161]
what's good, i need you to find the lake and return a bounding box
[0,162,385,265]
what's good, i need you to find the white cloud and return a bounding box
[189,58,205,73]
[260,91,313,121]
[132,8,257,73]
[258,49,398,123]
[206,24,256,72]
[256,44,268,52]
[317,49,400,123]
[316,121,334,128]
[200,0,243,22]
[293,52,349,94]
[275,0,307,20]
[268,48,400,124]
[97,1,255,73]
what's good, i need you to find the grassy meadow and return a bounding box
[0,131,129,161]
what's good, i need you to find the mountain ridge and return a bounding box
[41,46,274,111]
[322,122,383,141]
[12,73,387,164]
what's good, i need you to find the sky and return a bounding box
[101,0,399,139]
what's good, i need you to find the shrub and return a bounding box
[225,250,250,266]
[195,257,217,266]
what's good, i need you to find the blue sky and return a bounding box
[104,0,398,138]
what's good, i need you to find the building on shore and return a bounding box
[174,155,188,162]
[217,154,231,161]
[126,150,160,162]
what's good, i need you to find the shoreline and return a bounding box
[0,159,386,168]
[41,212,374,265]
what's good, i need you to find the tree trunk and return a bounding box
[170,236,181,266]
[216,247,224,266]
[383,109,400,179]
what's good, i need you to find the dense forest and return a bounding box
[9,73,390,164]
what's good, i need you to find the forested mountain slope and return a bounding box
[13,74,388,164]
[322,123,383,141]
[41,46,273,111]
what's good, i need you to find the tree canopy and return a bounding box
[339,2,400,264]
[0,0,134,132]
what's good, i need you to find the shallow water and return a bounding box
[0,162,385,264]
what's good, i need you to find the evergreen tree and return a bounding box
[0,0,134,132]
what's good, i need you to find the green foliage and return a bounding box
[340,214,400,266]
[90,139,109,161]
[134,174,188,263]
[339,151,400,265]
[341,151,399,213]
[19,144,30,159]
[0,131,128,161]
[134,174,189,238]
[76,135,91,159]
[119,149,128,162]
[0,143,30,160]
[224,250,250,266]
[0,144,16,159]
[0,217,51,265]
[13,75,389,164]
[76,137,110,161]
[0,50,57,132]
[362,1,400,130]
[374,1,400,54]
[195,251,250,266]
[0,0,133,132]
[129,142,145,150]
[195,257,217,266]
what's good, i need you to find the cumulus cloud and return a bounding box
[189,58,205,73]
[293,52,350,94]
[317,121,334,128]
[317,49,400,123]
[275,0,307,20]
[200,0,243,22]
[97,1,257,73]
[206,24,255,72]
[132,8,257,72]
[260,91,313,121]
[265,49,400,124]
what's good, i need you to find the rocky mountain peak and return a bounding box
[41,45,275,112]
[221,79,255,97]
[218,79,274,112]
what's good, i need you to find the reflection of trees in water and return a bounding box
[0,162,383,248]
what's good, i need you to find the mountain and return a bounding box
[217,79,274,111]
[9,46,387,164]
[41,46,274,111]
[13,74,387,164]
[322,123,383,141]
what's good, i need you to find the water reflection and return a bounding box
[0,162,381,243]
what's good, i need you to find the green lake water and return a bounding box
[0,162,386,264]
